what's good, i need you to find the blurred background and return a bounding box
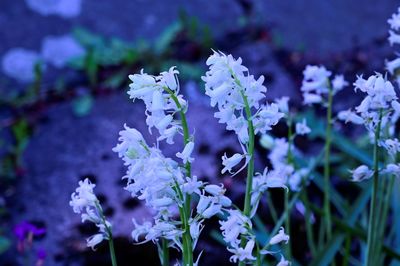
[0,0,399,265]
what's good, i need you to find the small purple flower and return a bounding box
[37,248,47,260]
[13,221,46,241]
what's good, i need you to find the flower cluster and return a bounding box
[338,74,400,181]
[69,178,112,249]
[339,74,399,139]
[301,65,348,105]
[128,67,185,145]
[116,68,234,259]
[113,124,232,251]
[113,125,184,211]
[113,122,231,249]
[202,51,284,174]
[219,209,290,264]
[220,210,254,263]
[203,52,291,264]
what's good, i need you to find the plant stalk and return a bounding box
[365,109,383,266]
[323,86,333,242]
[164,86,193,266]
[285,116,293,258]
[108,236,118,266]
[162,238,170,266]
[95,202,118,266]
[238,90,255,266]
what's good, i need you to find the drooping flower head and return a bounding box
[203,51,283,142]
[127,67,184,144]
[338,73,399,139]
[69,178,111,249]
[300,65,347,105]
[203,51,284,175]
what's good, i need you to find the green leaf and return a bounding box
[72,95,93,117]
[85,50,98,87]
[154,22,183,55]
[0,236,10,254]
[210,229,225,245]
[312,173,348,216]
[331,132,372,166]
[309,186,371,266]
[253,215,268,236]
[12,119,30,144]
[68,56,86,70]
[73,27,104,48]
[103,70,128,89]
[299,110,373,166]
[97,39,136,66]
[393,179,400,258]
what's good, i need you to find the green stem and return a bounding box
[163,86,193,266]
[163,87,192,176]
[261,191,301,252]
[173,181,192,266]
[374,174,395,264]
[287,116,294,164]
[266,191,278,223]
[373,128,397,262]
[241,92,255,218]
[284,190,292,258]
[307,201,400,260]
[365,109,383,266]
[162,238,170,266]
[108,236,118,266]
[317,218,325,250]
[285,116,293,259]
[238,90,255,266]
[256,242,262,266]
[342,234,351,266]
[323,86,333,242]
[300,191,317,257]
[95,202,118,266]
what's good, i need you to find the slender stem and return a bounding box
[365,109,383,266]
[323,86,333,242]
[342,234,351,266]
[373,174,395,264]
[307,201,400,260]
[317,218,325,250]
[108,236,118,266]
[238,90,255,266]
[95,202,118,266]
[173,181,192,266]
[162,239,170,266]
[261,191,301,252]
[266,191,278,223]
[285,116,293,259]
[163,87,192,214]
[241,91,255,218]
[284,191,292,258]
[373,130,397,262]
[163,87,193,266]
[300,191,317,256]
[287,116,294,164]
[256,242,262,266]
